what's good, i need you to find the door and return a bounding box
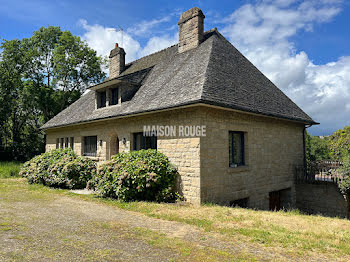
[269,191,281,211]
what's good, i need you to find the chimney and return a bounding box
[109,43,125,78]
[178,7,205,53]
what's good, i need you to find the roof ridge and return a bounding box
[124,43,178,67]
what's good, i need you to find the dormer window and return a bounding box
[97,91,106,108]
[110,88,119,105]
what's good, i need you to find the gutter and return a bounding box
[41,100,318,131]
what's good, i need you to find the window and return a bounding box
[70,137,74,149]
[229,131,245,167]
[97,91,106,108]
[65,137,69,148]
[230,198,249,208]
[133,132,157,151]
[110,88,118,105]
[56,138,59,149]
[60,138,64,149]
[83,136,97,156]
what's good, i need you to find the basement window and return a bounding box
[133,132,157,151]
[230,198,249,208]
[83,136,97,157]
[229,131,245,167]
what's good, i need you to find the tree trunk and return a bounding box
[347,194,350,220]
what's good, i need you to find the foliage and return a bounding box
[0,161,22,178]
[329,126,350,160]
[338,157,350,196]
[19,148,96,189]
[0,26,106,160]
[91,150,179,202]
[305,131,331,162]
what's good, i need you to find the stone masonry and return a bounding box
[46,105,304,207]
[178,7,205,53]
[46,107,202,204]
[109,43,126,78]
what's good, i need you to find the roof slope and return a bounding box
[42,29,316,129]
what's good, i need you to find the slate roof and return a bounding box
[41,29,317,129]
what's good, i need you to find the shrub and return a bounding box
[20,148,96,189]
[91,149,178,202]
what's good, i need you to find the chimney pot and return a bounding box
[178,7,205,53]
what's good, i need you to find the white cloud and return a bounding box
[79,19,141,63]
[79,18,177,65]
[138,33,178,57]
[127,17,170,37]
[221,0,348,135]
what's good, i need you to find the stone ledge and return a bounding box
[227,166,251,174]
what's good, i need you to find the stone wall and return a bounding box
[198,107,304,209]
[45,107,202,204]
[296,182,347,218]
[45,105,305,207]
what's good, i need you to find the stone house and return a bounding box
[42,7,317,208]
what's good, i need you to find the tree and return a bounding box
[338,157,350,219]
[0,26,106,160]
[329,126,350,160]
[305,131,331,162]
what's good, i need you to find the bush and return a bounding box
[20,148,96,189]
[91,149,178,202]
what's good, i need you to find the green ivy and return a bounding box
[19,148,96,189]
[91,149,179,202]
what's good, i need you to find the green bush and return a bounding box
[19,148,96,189]
[91,149,179,202]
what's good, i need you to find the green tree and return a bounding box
[0,26,106,159]
[338,157,350,219]
[305,131,331,162]
[329,126,350,160]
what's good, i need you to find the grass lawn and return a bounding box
[2,177,350,261]
[77,193,350,260]
[0,161,22,178]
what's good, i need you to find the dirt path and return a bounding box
[0,180,329,261]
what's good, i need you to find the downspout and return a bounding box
[303,124,313,175]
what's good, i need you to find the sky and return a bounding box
[1,0,350,136]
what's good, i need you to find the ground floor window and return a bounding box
[60,138,64,149]
[70,137,74,149]
[65,137,69,148]
[56,138,59,149]
[133,132,157,151]
[229,131,245,167]
[83,136,97,156]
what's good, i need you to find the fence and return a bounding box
[295,160,347,218]
[295,160,343,184]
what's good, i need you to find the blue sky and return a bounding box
[1,0,350,135]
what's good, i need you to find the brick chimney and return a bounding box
[178,7,205,53]
[109,43,125,78]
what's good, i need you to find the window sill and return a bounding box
[228,165,250,173]
[83,156,99,161]
[95,104,121,111]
